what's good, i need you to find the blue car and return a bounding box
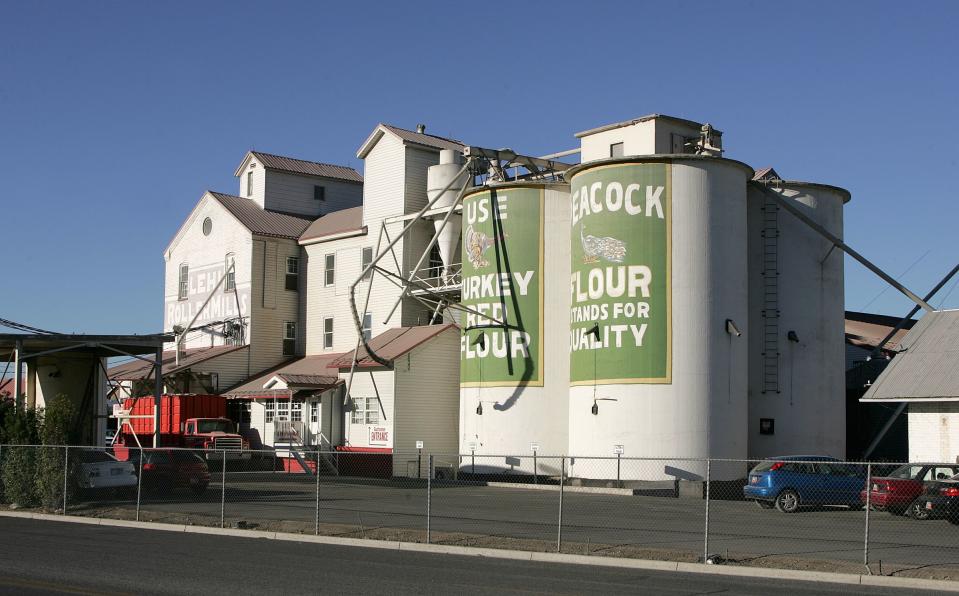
[743,455,867,513]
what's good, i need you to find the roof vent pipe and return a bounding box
[416,124,426,134]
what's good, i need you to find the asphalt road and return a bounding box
[0,517,938,596]
[67,474,959,569]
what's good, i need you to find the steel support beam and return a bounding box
[154,345,163,447]
[752,182,934,312]
[13,339,23,410]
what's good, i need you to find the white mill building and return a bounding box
[113,114,852,480]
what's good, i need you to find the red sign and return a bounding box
[368,426,389,446]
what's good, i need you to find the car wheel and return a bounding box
[906,500,930,520]
[775,489,800,513]
[755,500,774,509]
[948,515,959,526]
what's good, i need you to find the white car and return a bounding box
[76,450,138,491]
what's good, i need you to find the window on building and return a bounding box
[323,317,333,349]
[283,322,296,356]
[610,142,624,158]
[314,185,325,201]
[310,402,319,423]
[350,397,379,425]
[291,400,303,422]
[276,400,290,421]
[178,264,189,300]
[247,171,254,197]
[324,254,335,286]
[265,400,275,423]
[224,253,236,292]
[362,247,373,280]
[285,257,299,291]
[362,312,372,341]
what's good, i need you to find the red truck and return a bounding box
[114,394,250,461]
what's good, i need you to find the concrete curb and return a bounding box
[2,510,957,593]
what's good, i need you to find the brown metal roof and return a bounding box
[107,345,247,381]
[250,151,362,183]
[224,353,345,398]
[380,124,464,152]
[299,206,365,243]
[845,310,915,353]
[209,192,315,239]
[329,324,457,369]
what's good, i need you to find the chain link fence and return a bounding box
[4,445,959,578]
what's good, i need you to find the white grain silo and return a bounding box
[459,182,570,473]
[746,179,849,459]
[566,156,753,481]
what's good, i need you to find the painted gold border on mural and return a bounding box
[568,161,673,386]
[461,187,545,388]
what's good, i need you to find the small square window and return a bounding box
[224,254,236,292]
[759,418,775,435]
[314,185,325,201]
[610,142,624,158]
[362,312,372,341]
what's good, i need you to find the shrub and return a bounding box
[1,407,41,506]
[36,395,79,510]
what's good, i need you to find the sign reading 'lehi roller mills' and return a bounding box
[569,163,671,385]
[460,187,544,386]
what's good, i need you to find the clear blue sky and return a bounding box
[1,1,957,334]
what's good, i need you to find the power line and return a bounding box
[0,317,59,335]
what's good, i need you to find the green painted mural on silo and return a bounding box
[569,162,672,385]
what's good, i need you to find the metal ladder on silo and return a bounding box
[761,195,781,394]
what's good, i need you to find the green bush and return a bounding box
[1,407,41,506]
[36,395,79,510]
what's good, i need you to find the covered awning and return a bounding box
[224,353,345,400]
[106,344,247,381]
[329,324,457,370]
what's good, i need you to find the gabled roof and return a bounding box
[209,192,314,240]
[107,345,248,381]
[861,309,959,402]
[329,324,457,369]
[574,114,716,139]
[357,123,464,159]
[752,167,781,182]
[234,151,362,183]
[224,353,345,398]
[299,206,365,244]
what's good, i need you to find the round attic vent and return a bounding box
[202,217,213,236]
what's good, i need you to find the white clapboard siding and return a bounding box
[263,170,363,218]
[392,328,460,475]
[342,369,395,449]
[164,193,254,351]
[404,147,440,214]
[361,133,406,227]
[250,237,303,373]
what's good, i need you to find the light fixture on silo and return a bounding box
[725,319,741,337]
[787,330,800,343]
[476,402,483,416]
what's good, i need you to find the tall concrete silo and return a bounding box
[459,182,570,471]
[566,156,753,480]
[746,179,849,459]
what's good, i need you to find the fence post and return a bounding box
[533,451,538,485]
[703,458,711,563]
[315,450,321,536]
[864,462,872,570]
[62,446,69,515]
[220,450,227,529]
[427,454,433,544]
[557,456,565,553]
[135,450,143,522]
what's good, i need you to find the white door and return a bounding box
[309,399,322,446]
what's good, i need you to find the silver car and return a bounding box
[76,450,137,491]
